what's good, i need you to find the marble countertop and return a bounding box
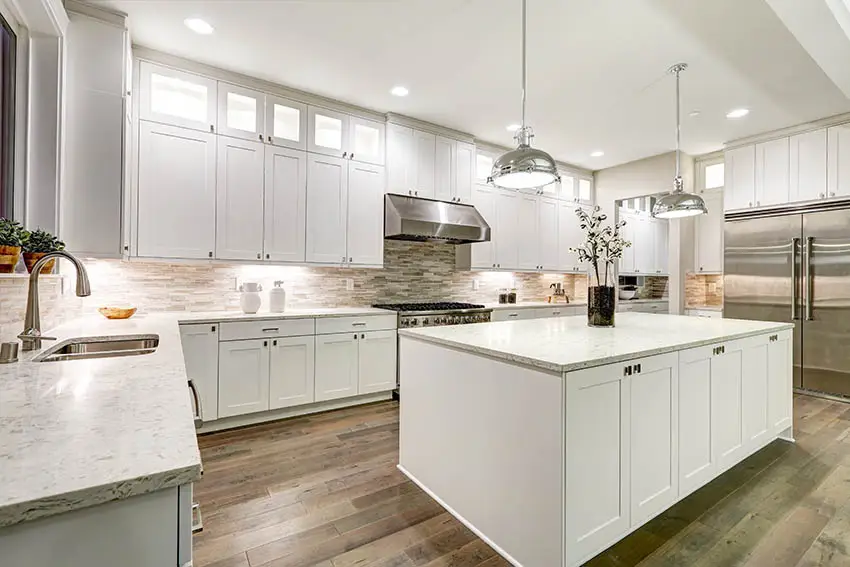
[175,306,394,324]
[399,312,793,374]
[0,314,202,528]
[619,298,669,304]
[483,301,586,310]
[686,305,723,312]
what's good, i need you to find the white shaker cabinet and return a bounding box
[710,339,746,472]
[755,137,790,207]
[269,336,315,409]
[137,121,216,259]
[315,333,359,401]
[517,193,539,271]
[767,330,793,434]
[827,124,850,199]
[217,82,265,142]
[218,339,270,418]
[618,210,636,274]
[724,145,756,212]
[347,162,385,266]
[790,128,828,203]
[652,219,668,275]
[558,202,586,273]
[455,141,475,204]
[470,184,497,269]
[139,61,217,133]
[434,136,455,202]
[741,335,770,451]
[538,196,559,271]
[386,123,414,194]
[358,330,398,394]
[694,191,724,273]
[179,323,219,422]
[265,94,307,150]
[413,130,437,198]
[306,154,349,264]
[264,146,307,262]
[308,106,349,158]
[216,136,265,261]
[349,116,385,165]
[494,190,520,269]
[678,345,716,498]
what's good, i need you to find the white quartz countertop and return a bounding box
[399,312,793,374]
[483,301,585,310]
[175,306,394,324]
[0,313,202,528]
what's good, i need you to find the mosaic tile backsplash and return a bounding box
[685,273,724,307]
[0,241,590,342]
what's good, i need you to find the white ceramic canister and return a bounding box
[239,282,263,314]
[269,280,286,313]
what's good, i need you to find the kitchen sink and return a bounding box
[35,335,159,362]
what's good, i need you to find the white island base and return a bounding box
[398,313,794,567]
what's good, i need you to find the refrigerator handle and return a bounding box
[805,236,814,321]
[791,237,800,320]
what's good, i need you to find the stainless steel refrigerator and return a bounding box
[725,206,850,397]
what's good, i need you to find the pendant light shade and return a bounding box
[490,0,560,190]
[653,63,708,219]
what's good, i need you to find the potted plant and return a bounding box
[22,228,65,274]
[0,218,24,273]
[571,207,631,327]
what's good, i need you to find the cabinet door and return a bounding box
[264,146,307,262]
[711,340,745,472]
[306,154,349,264]
[558,202,584,272]
[179,323,219,422]
[308,106,349,158]
[139,62,216,132]
[694,191,724,273]
[386,123,414,194]
[768,330,793,434]
[216,137,265,261]
[566,363,629,565]
[634,216,654,274]
[495,190,519,269]
[517,193,539,270]
[755,137,790,207]
[724,145,756,211]
[678,346,716,498]
[269,335,315,409]
[217,82,265,142]
[347,162,385,266]
[652,219,668,275]
[218,339,270,418]
[358,330,397,394]
[559,174,577,201]
[315,333,359,401]
[538,196,559,271]
[577,177,594,206]
[629,352,678,527]
[434,136,455,202]
[827,124,850,199]
[349,116,385,165]
[265,95,307,150]
[137,122,216,259]
[455,142,475,204]
[742,335,770,453]
[790,129,827,203]
[413,130,436,198]
[619,211,636,274]
[470,184,496,268]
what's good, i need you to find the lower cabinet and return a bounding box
[218,339,271,418]
[358,330,398,394]
[269,336,316,409]
[179,323,220,422]
[316,330,398,401]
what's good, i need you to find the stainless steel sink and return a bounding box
[35,335,159,362]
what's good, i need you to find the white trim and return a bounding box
[724,112,850,151]
[386,112,474,144]
[64,0,125,28]
[12,24,27,222]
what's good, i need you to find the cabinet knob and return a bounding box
[349,257,353,262]
[756,201,760,206]
[415,191,419,196]
[208,251,213,258]
[263,340,268,347]
[210,125,215,133]
[820,193,826,199]
[273,339,277,346]
[258,133,263,141]
[361,333,365,339]
[749,202,753,207]
[350,153,355,160]
[830,192,836,197]
[268,136,273,144]
[354,334,358,339]
[266,254,270,259]
[342,151,348,158]
[211,326,216,332]
[257,253,261,259]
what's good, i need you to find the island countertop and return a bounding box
[399,312,794,373]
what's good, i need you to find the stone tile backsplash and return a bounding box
[685,273,723,307]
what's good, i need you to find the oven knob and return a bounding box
[411,318,419,326]
[422,317,429,326]
[434,317,443,325]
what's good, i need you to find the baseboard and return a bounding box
[397,464,524,567]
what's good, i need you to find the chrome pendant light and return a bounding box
[653,63,708,219]
[489,0,559,190]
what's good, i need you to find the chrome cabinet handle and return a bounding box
[805,236,814,321]
[360,333,365,339]
[192,502,203,533]
[258,133,263,141]
[188,379,202,427]
[352,322,367,327]
[791,237,799,320]
[262,327,279,332]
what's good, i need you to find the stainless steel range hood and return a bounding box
[384,193,490,244]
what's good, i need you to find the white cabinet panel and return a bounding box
[179,323,219,422]
[306,154,349,264]
[494,190,519,269]
[217,83,265,142]
[358,330,398,394]
[470,184,497,269]
[349,117,385,165]
[538,196,559,271]
[386,123,414,194]
[139,62,217,132]
[768,330,793,434]
[269,335,315,409]
[218,339,270,418]
[308,106,348,158]
[694,191,724,274]
[742,336,770,451]
[137,122,216,259]
[216,137,265,261]
[828,124,850,199]
[413,130,436,198]
[347,162,385,266]
[652,219,668,275]
[434,136,455,202]
[315,333,359,401]
[633,216,654,274]
[755,137,790,207]
[678,346,715,497]
[558,202,585,273]
[619,211,635,274]
[455,142,475,204]
[517,193,539,270]
[264,146,307,262]
[724,145,756,211]
[265,95,307,150]
[711,341,745,472]
[559,174,576,201]
[790,128,827,203]
[578,177,594,205]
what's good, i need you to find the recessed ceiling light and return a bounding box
[590,151,604,157]
[390,86,409,97]
[506,124,521,132]
[184,18,214,34]
[726,108,749,119]
[689,110,701,117]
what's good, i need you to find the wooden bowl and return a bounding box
[98,307,137,320]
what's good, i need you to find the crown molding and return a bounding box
[65,0,126,27]
[385,113,474,144]
[724,111,850,150]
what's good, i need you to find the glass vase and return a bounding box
[587,264,616,327]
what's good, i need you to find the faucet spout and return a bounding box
[19,251,91,351]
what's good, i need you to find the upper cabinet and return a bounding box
[558,173,595,206]
[694,191,724,274]
[349,117,385,165]
[828,125,850,199]
[618,210,668,275]
[413,130,436,198]
[217,83,265,142]
[386,123,415,194]
[790,129,827,203]
[755,138,789,207]
[724,145,756,212]
[308,106,349,158]
[139,62,217,133]
[265,95,307,150]
[455,142,475,204]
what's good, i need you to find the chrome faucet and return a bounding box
[19,251,91,351]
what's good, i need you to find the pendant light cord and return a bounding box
[675,66,681,181]
[521,0,527,129]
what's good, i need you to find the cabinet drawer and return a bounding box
[535,306,577,318]
[491,309,537,322]
[315,314,397,335]
[219,318,315,341]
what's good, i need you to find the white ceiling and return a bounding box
[85,0,850,170]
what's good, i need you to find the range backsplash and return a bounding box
[685,273,724,307]
[0,241,590,342]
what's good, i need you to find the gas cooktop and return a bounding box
[372,302,486,312]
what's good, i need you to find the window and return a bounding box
[0,14,15,219]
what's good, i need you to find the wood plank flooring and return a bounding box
[194,394,850,567]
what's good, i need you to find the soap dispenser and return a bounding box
[269,280,287,313]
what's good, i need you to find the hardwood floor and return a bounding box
[194,394,850,567]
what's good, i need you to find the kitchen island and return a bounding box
[398,313,794,567]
